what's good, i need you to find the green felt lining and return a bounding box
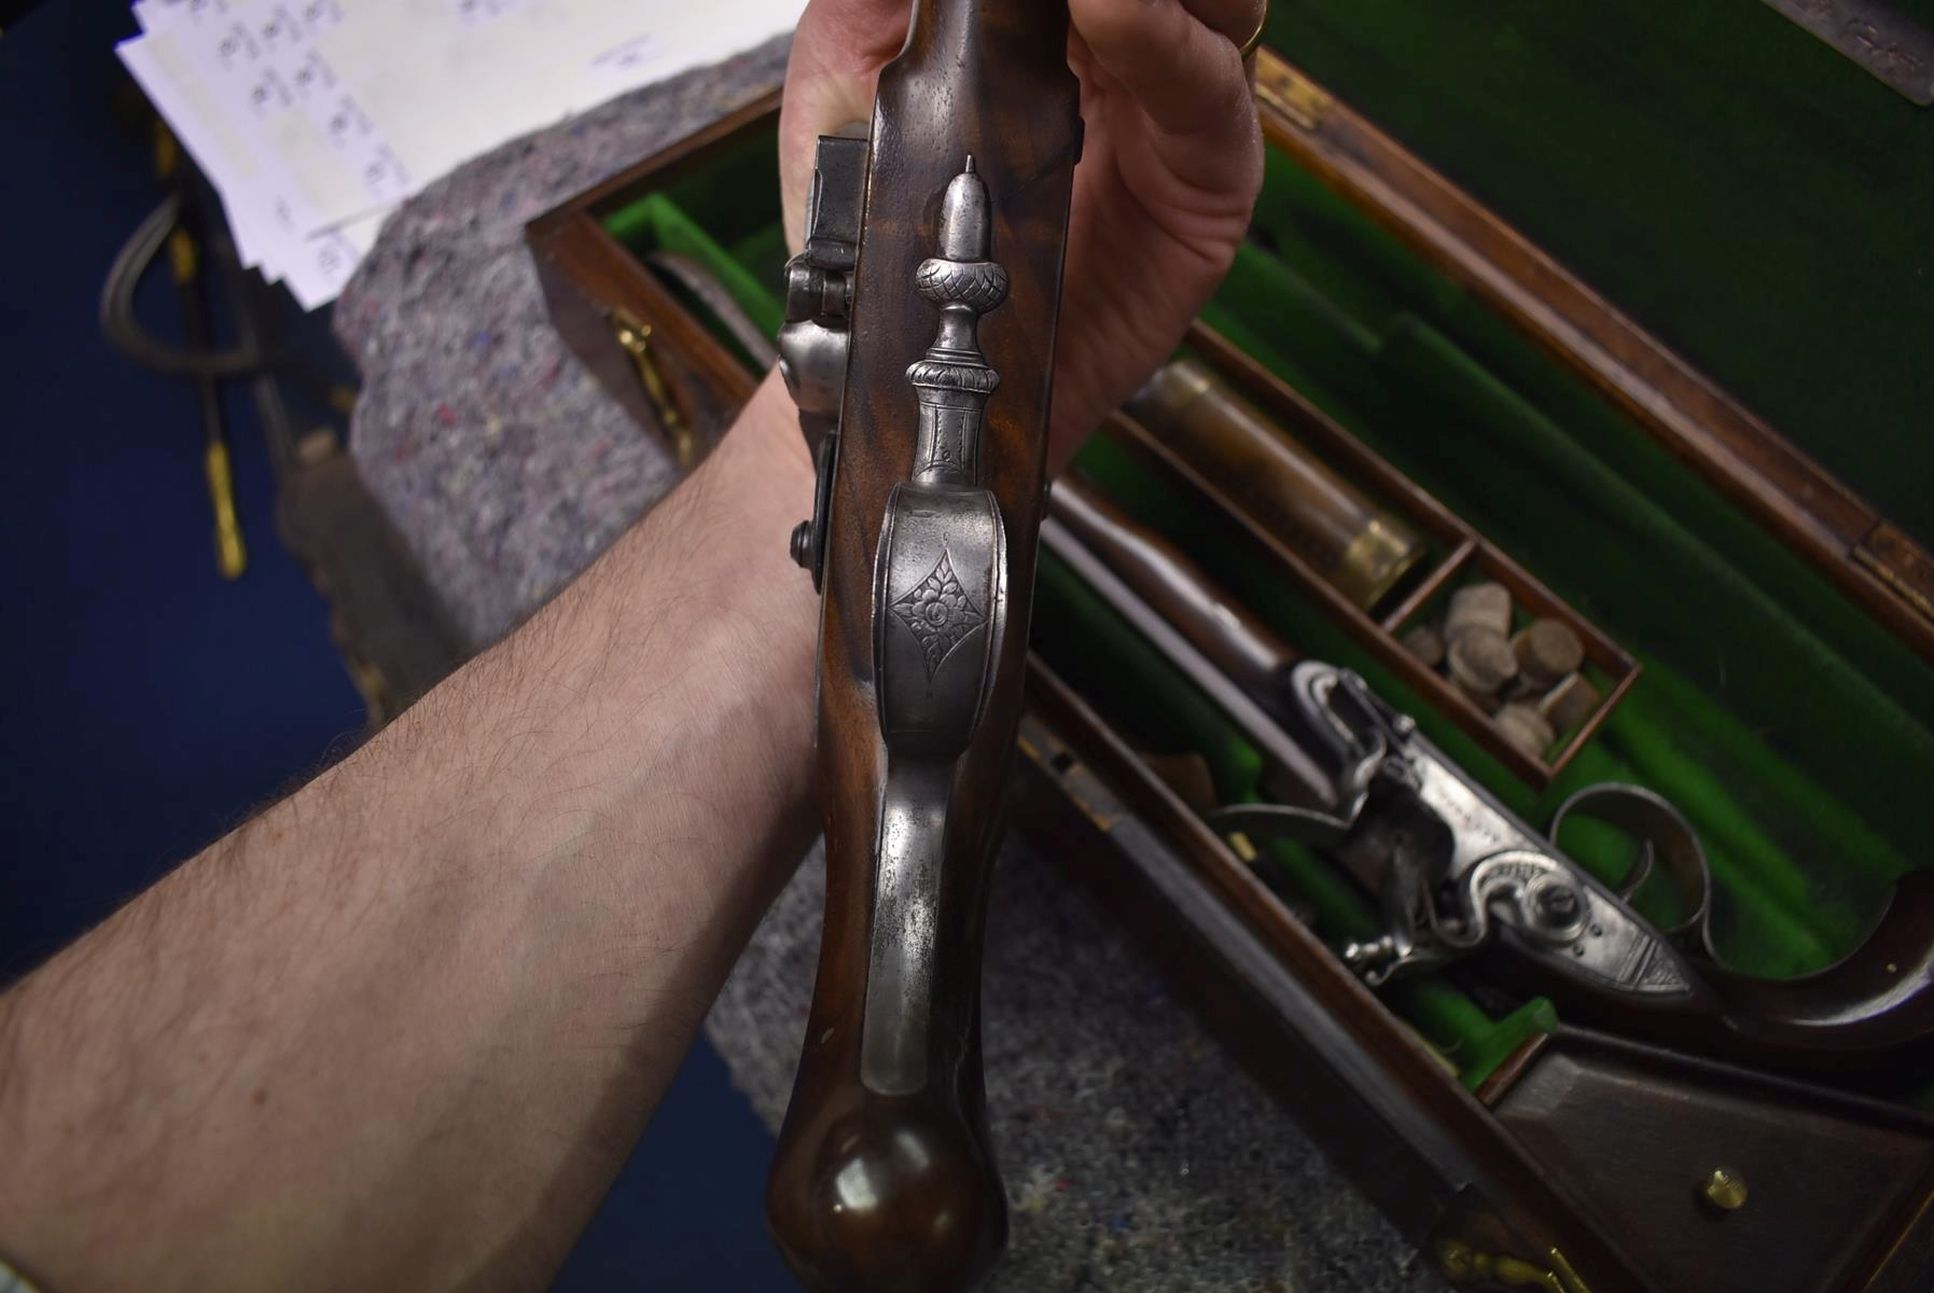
[1245,147,1934,737]
[1202,164,1932,959]
[604,193,783,370]
[600,129,787,366]
[1264,0,1934,546]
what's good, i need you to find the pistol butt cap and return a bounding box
[769,1091,1007,1292]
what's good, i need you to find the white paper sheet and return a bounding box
[119,0,804,309]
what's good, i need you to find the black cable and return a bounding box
[99,192,264,379]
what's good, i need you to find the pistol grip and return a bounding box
[1707,869,1934,1056]
[765,1,1079,1284]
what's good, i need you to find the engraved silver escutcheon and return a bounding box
[862,158,1011,1096]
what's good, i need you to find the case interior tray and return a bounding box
[582,108,1933,1096]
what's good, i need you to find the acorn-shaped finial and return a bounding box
[917,157,1007,316]
[938,155,989,261]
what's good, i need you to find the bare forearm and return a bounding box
[0,372,817,1291]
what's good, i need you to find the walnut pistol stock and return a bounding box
[769,3,1080,1289]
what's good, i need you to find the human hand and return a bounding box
[778,0,1264,471]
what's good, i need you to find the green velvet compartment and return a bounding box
[595,102,1929,1066]
[1265,0,1934,547]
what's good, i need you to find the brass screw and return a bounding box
[1701,1167,1748,1212]
[1436,1239,1477,1281]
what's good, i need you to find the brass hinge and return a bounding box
[1437,1238,1591,1293]
[609,306,696,469]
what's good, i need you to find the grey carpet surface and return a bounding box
[339,33,1441,1293]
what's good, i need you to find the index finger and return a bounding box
[1068,0,1260,182]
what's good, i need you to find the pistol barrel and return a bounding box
[1048,475,1297,708]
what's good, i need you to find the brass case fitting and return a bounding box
[204,441,247,580]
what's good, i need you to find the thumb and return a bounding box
[779,0,912,251]
[1067,0,1259,196]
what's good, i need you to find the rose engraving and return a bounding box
[891,551,986,680]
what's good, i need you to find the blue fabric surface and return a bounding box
[0,6,791,1288]
[0,1,367,979]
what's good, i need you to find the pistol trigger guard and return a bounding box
[1553,785,1934,1054]
[1549,782,1718,963]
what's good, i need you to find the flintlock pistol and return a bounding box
[768,2,1080,1288]
[1045,475,1934,1073]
